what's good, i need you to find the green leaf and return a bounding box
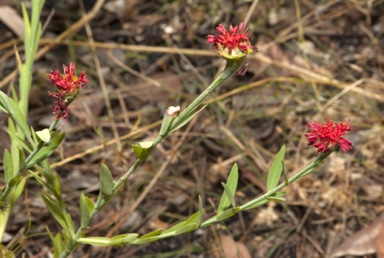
[53,233,64,256]
[26,132,65,168]
[28,170,51,192]
[134,236,162,244]
[8,98,31,141]
[131,141,153,161]
[158,109,175,137]
[80,194,92,228]
[18,149,25,173]
[100,164,114,197]
[77,237,112,246]
[215,207,239,222]
[266,145,286,191]
[110,234,139,246]
[41,192,67,229]
[53,174,62,196]
[161,220,187,235]
[169,104,206,133]
[139,229,163,239]
[217,163,238,215]
[221,183,236,209]
[36,128,51,144]
[0,91,14,115]
[282,161,288,183]
[6,175,22,189]
[65,213,76,235]
[7,129,32,152]
[175,223,197,235]
[3,149,14,183]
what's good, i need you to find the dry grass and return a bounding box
[0,0,383,257]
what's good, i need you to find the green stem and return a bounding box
[58,59,243,258]
[239,152,331,211]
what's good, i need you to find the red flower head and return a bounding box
[48,63,88,120]
[305,118,352,153]
[207,22,258,75]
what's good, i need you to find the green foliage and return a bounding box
[78,234,139,246]
[41,193,67,229]
[169,104,206,133]
[3,150,13,183]
[266,145,286,191]
[99,164,114,198]
[217,163,238,215]
[132,141,153,161]
[79,194,94,228]
[25,132,65,168]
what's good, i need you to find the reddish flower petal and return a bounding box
[48,63,88,122]
[206,22,258,64]
[305,118,352,153]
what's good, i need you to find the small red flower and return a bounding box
[305,118,352,153]
[207,22,257,75]
[48,63,88,120]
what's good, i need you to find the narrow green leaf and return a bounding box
[134,236,162,244]
[0,91,14,115]
[28,170,51,192]
[80,194,91,228]
[41,193,67,229]
[26,132,65,168]
[139,229,163,239]
[6,130,32,152]
[282,161,288,183]
[77,237,112,246]
[266,145,286,191]
[100,164,114,197]
[215,207,239,222]
[161,220,187,235]
[221,183,236,208]
[217,163,238,215]
[54,233,64,256]
[65,213,76,235]
[18,149,25,172]
[158,109,174,136]
[169,104,206,133]
[8,98,31,141]
[53,174,62,196]
[175,223,197,235]
[267,196,286,202]
[3,149,14,183]
[6,175,22,189]
[110,234,139,246]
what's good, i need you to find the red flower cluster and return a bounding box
[48,63,88,120]
[207,22,257,75]
[305,119,352,153]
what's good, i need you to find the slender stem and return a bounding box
[239,152,331,211]
[58,59,243,258]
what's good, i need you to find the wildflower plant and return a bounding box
[0,4,354,257]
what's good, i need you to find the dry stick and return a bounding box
[79,0,122,152]
[0,0,106,89]
[29,39,384,102]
